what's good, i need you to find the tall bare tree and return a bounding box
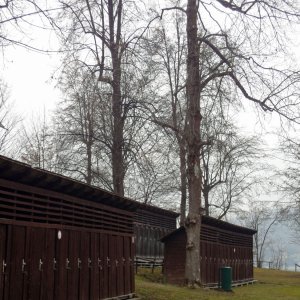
[57,0,156,196]
[160,0,300,285]
[55,63,111,186]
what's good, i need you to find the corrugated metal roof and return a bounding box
[0,155,178,216]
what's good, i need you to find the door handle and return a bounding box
[98,258,102,270]
[88,258,92,269]
[53,258,57,270]
[21,259,27,273]
[2,260,6,274]
[39,259,43,271]
[66,258,71,270]
[77,258,82,269]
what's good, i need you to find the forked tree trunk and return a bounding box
[185,0,202,286]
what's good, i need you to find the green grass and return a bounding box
[136,268,300,299]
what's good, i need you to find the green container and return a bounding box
[220,267,232,291]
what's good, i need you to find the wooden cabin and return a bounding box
[0,155,142,300]
[161,216,256,286]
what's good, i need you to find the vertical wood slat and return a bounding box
[130,235,135,293]
[3,225,11,300]
[99,233,105,299]
[67,230,80,300]
[79,231,90,300]
[116,235,123,296]
[123,236,130,295]
[40,229,55,300]
[27,227,46,300]
[8,226,26,300]
[90,232,100,300]
[0,225,6,300]
[54,229,69,300]
[109,235,117,298]
[102,233,109,299]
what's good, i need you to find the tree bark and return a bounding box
[179,142,187,225]
[185,0,202,286]
[203,187,209,216]
[86,108,93,185]
[111,50,125,195]
[108,0,125,196]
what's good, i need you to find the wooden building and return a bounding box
[0,155,143,300]
[161,216,256,286]
[134,206,179,262]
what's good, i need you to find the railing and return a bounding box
[135,256,163,274]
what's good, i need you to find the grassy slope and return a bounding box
[136,268,300,300]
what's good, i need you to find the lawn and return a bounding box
[136,268,300,300]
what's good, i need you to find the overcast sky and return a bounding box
[2,46,61,119]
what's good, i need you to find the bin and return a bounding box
[220,266,232,291]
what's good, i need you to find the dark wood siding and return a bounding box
[134,208,177,231]
[0,179,133,235]
[0,179,135,300]
[134,208,178,259]
[163,223,254,285]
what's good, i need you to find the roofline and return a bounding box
[135,204,180,217]
[0,155,177,215]
[161,217,257,242]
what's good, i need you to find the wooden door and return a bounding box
[5,225,26,300]
[0,224,7,300]
[25,227,46,300]
[40,228,56,300]
[54,229,69,300]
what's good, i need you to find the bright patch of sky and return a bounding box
[2,47,61,119]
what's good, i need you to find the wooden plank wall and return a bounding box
[0,223,135,300]
[0,179,135,300]
[134,225,169,258]
[133,208,177,259]
[0,178,133,235]
[163,225,254,285]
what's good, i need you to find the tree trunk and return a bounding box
[109,0,125,196]
[203,187,209,216]
[86,140,92,185]
[179,142,187,225]
[111,55,125,196]
[185,0,202,286]
[86,104,93,185]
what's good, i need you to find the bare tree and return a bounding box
[278,135,300,239]
[159,0,300,285]
[269,242,287,270]
[18,112,59,171]
[240,202,287,268]
[0,0,60,51]
[55,63,112,186]
[0,78,20,155]
[201,113,262,218]
[57,0,157,196]
[139,13,188,222]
